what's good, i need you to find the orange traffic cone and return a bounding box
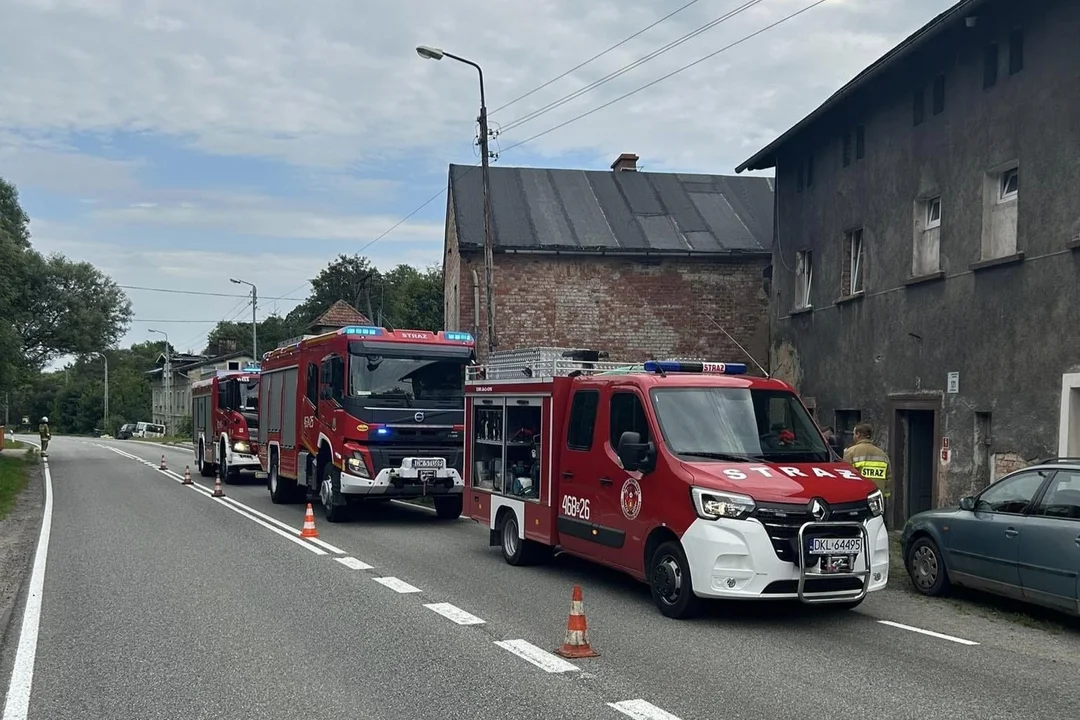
[212,469,225,497]
[554,585,599,659]
[300,503,319,539]
[159,454,168,470]
[182,465,193,485]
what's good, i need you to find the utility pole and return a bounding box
[416,45,497,355]
[231,278,258,362]
[102,354,109,434]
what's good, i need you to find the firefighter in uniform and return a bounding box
[843,422,890,519]
[39,416,52,457]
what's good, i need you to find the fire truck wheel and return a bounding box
[320,464,350,523]
[649,541,703,619]
[268,456,299,504]
[197,443,215,477]
[220,441,240,484]
[499,511,535,566]
[433,495,463,520]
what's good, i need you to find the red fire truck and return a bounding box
[464,348,890,618]
[191,367,262,482]
[257,325,476,522]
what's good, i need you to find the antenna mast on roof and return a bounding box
[699,312,770,378]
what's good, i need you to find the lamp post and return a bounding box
[416,45,496,355]
[149,329,170,431]
[97,352,109,435]
[230,278,258,362]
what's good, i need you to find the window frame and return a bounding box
[608,390,651,450]
[925,197,942,229]
[843,228,865,296]
[974,469,1049,515]
[566,389,600,451]
[998,167,1019,203]
[1032,469,1080,522]
[932,73,945,115]
[795,249,813,309]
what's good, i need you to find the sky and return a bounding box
[1,0,956,359]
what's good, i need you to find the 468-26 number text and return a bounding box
[561,495,590,521]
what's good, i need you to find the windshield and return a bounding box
[650,387,830,463]
[238,379,259,411]
[348,351,466,407]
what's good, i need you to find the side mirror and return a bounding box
[617,431,654,473]
[959,496,976,511]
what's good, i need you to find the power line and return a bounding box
[343,1,824,259]
[500,0,764,133]
[501,0,828,154]
[490,0,706,115]
[117,284,306,301]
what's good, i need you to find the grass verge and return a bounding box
[1,439,27,450]
[0,453,31,521]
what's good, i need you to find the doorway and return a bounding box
[888,395,941,527]
[1060,374,1080,457]
[904,410,935,518]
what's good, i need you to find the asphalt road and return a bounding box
[4,435,1080,720]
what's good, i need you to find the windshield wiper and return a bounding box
[678,450,763,462]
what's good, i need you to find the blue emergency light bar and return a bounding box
[444,331,474,343]
[343,326,384,336]
[643,360,747,375]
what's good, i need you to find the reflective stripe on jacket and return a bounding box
[843,440,890,496]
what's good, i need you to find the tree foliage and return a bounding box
[0,176,133,394]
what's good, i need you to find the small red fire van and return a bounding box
[464,348,889,618]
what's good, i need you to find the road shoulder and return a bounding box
[0,455,44,658]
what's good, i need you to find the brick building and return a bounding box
[442,154,775,366]
[735,0,1080,524]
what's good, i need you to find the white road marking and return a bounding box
[217,497,347,554]
[335,556,374,570]
[877,620,979,646]
[493,639,580,674]
[208,497,327,555]
[2,458,54,720]
[607,700,683,720]
[372,576,421,594]
[424,603,486,625]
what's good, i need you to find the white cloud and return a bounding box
[2,0,957,172]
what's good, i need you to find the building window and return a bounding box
[999,167,1019,203]
[1009,29,1024,74]
[806,154,814,187]
[981,164,1019,260]
[913,88,925,126]
[795,250,813,309]
[926,197,942,229]
[855,125,865,160]
[932,74,945,115]
[842,229,865,296]
[796,162,804,193]
[983,43,998,88]
[842,133,851,167]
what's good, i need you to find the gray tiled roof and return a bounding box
[449,163,773,254]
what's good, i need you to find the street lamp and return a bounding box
[149,328,170,431]
[96,352,109,435]
[416,45,497,355]
[230,278,258,361]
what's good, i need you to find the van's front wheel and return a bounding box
[649,541,702,619]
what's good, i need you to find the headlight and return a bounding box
[346,456,370,478]
[691,487,756,521]
[867,490,885,517]
[232,441,250,454]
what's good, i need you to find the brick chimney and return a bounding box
[610,153,639,172]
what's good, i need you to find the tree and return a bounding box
[0,176,133,391]
[379,264,443,331]
[203,314,301,357]
[284,254,379,329]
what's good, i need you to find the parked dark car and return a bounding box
[901,459,1080,616]
[116,423,136,440]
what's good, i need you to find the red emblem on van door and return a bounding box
[620,477,642,520]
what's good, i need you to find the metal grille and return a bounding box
[466,347,635,381]
[752,501,872,564]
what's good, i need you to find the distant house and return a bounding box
[146,351,256,431]
[735,0,1080,523]
[307,300,371,335]
[443,153,775,364]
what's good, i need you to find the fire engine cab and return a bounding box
[465,348,889,618]
[191,367,262,482]
[258,325,475,522]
